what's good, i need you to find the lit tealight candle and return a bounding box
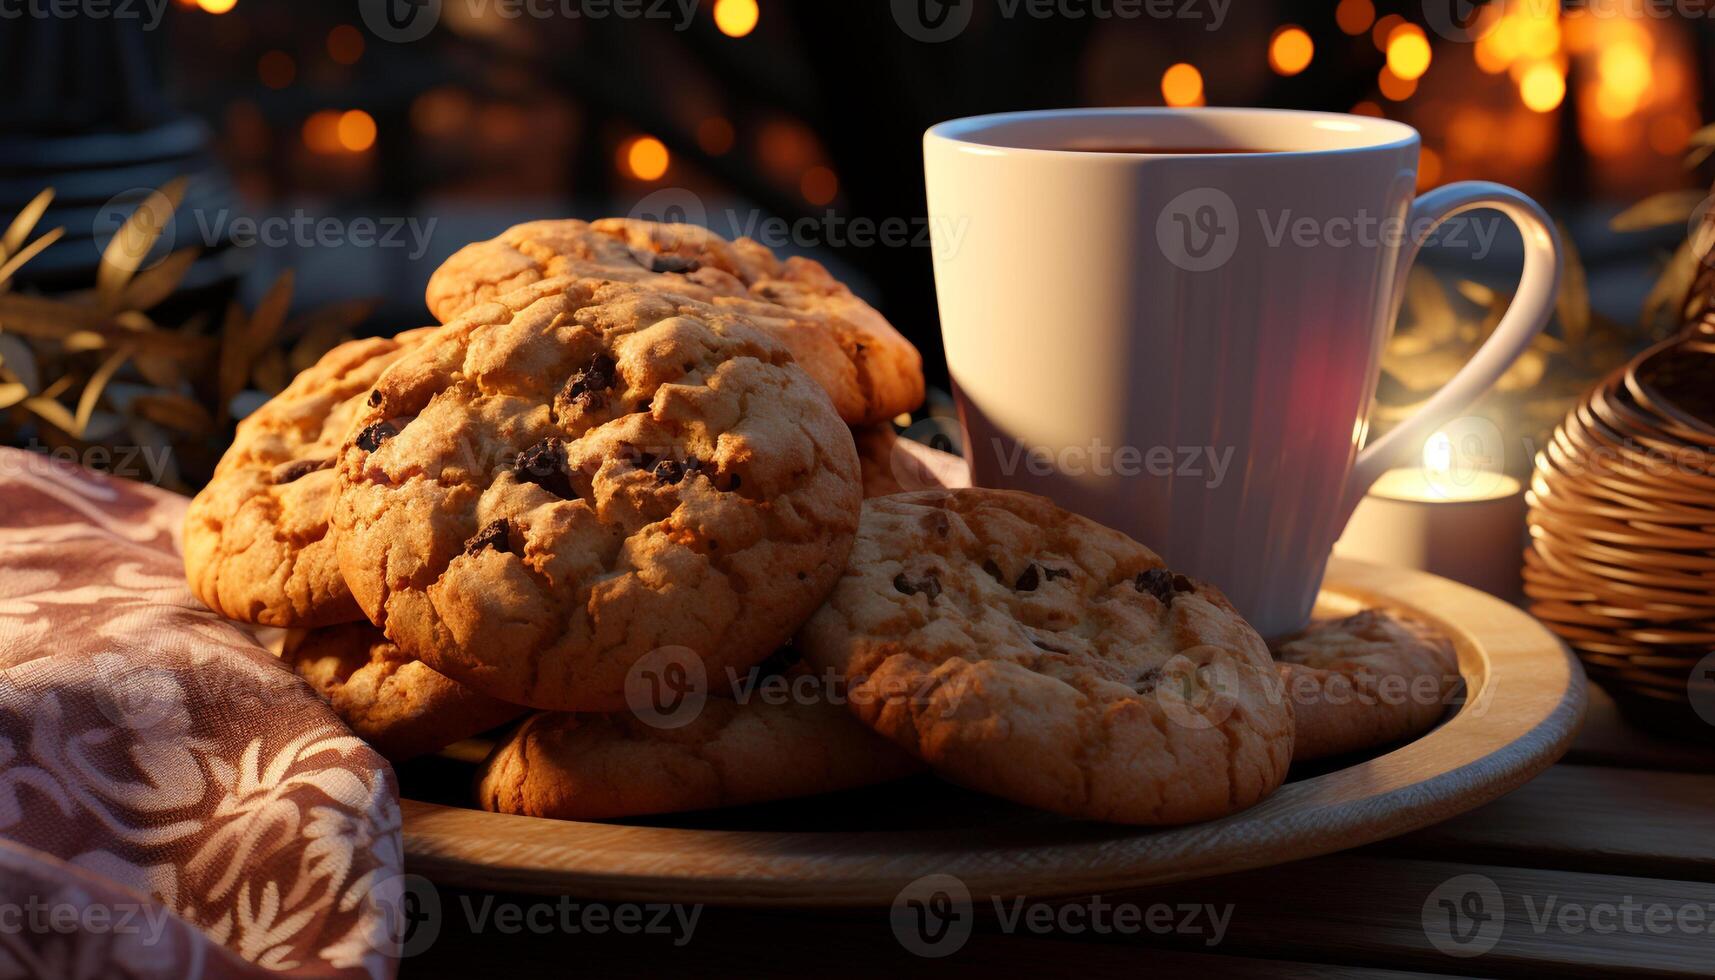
[1333,428,1527,600]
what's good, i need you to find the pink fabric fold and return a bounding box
[0,449,402,979]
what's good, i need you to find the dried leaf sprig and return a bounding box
[0,183,377,491]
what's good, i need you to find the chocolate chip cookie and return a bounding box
[1275,609,1461,761]
[477,694,920,820]
[183,328,435,627]
[425,219,924,425]
[284,622,525,762]
[332,277,862,712]
[799,488,1293,825]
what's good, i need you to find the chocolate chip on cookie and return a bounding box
[270,457,334,485]
[515,437,577,499]
[1014,564,1041,592]
[645,253,700,274]
[464,518,513,556]
[1134,567,1193,604]
[355,420,400,453]
[893,571,942,600]
[800,488,1292,825]
[560,352,618,414]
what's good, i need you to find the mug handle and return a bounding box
[1343,181,1563,515]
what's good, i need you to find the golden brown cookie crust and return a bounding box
[477,696,920,819]
[285,622,525,762]
[1275,609,1461,762]
[799,489,1293,825]
[183,328,435,627]
[425,219,924,425]
[333,277,862,712]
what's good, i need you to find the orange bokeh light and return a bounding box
[328,25,365,66]
[1269,26,1314,77]
[713,0,759,38]
[337,110,377,152]
[801,166,838,206]
[1336,0,1374,36]
[258,51,295,90]
[1386,26,1432,81]
[1161,63,1205,107]
[697,117,736,156]
[622,136,671,181]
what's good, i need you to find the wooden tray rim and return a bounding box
[401,556,1588,906]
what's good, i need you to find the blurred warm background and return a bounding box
[1,0,1710,487]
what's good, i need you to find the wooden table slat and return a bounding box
[1378,764,1715,881]
[1092,855,1715,979]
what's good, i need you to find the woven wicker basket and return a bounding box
[1525,326,1715,740]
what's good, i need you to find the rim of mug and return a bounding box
[925,107,1420,159]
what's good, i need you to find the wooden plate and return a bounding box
[400,557,1586,906]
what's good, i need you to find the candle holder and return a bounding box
[1525,328,1715,742]
[1334,465,1528,603]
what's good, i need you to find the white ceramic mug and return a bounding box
[923,107,1561,637]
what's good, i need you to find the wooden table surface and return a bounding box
[400,683,1712,978]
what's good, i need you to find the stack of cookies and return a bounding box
[185,219,1459,826]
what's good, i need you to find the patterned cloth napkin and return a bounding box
[0,449,402,979]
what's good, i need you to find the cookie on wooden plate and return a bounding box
[477,694,920,820]
[799,488,1293,825]
[183,328,435,627]
[332,277,861,712]
[426,219,924,425]
[1275,609,1461,761]
[285,622,525,762]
